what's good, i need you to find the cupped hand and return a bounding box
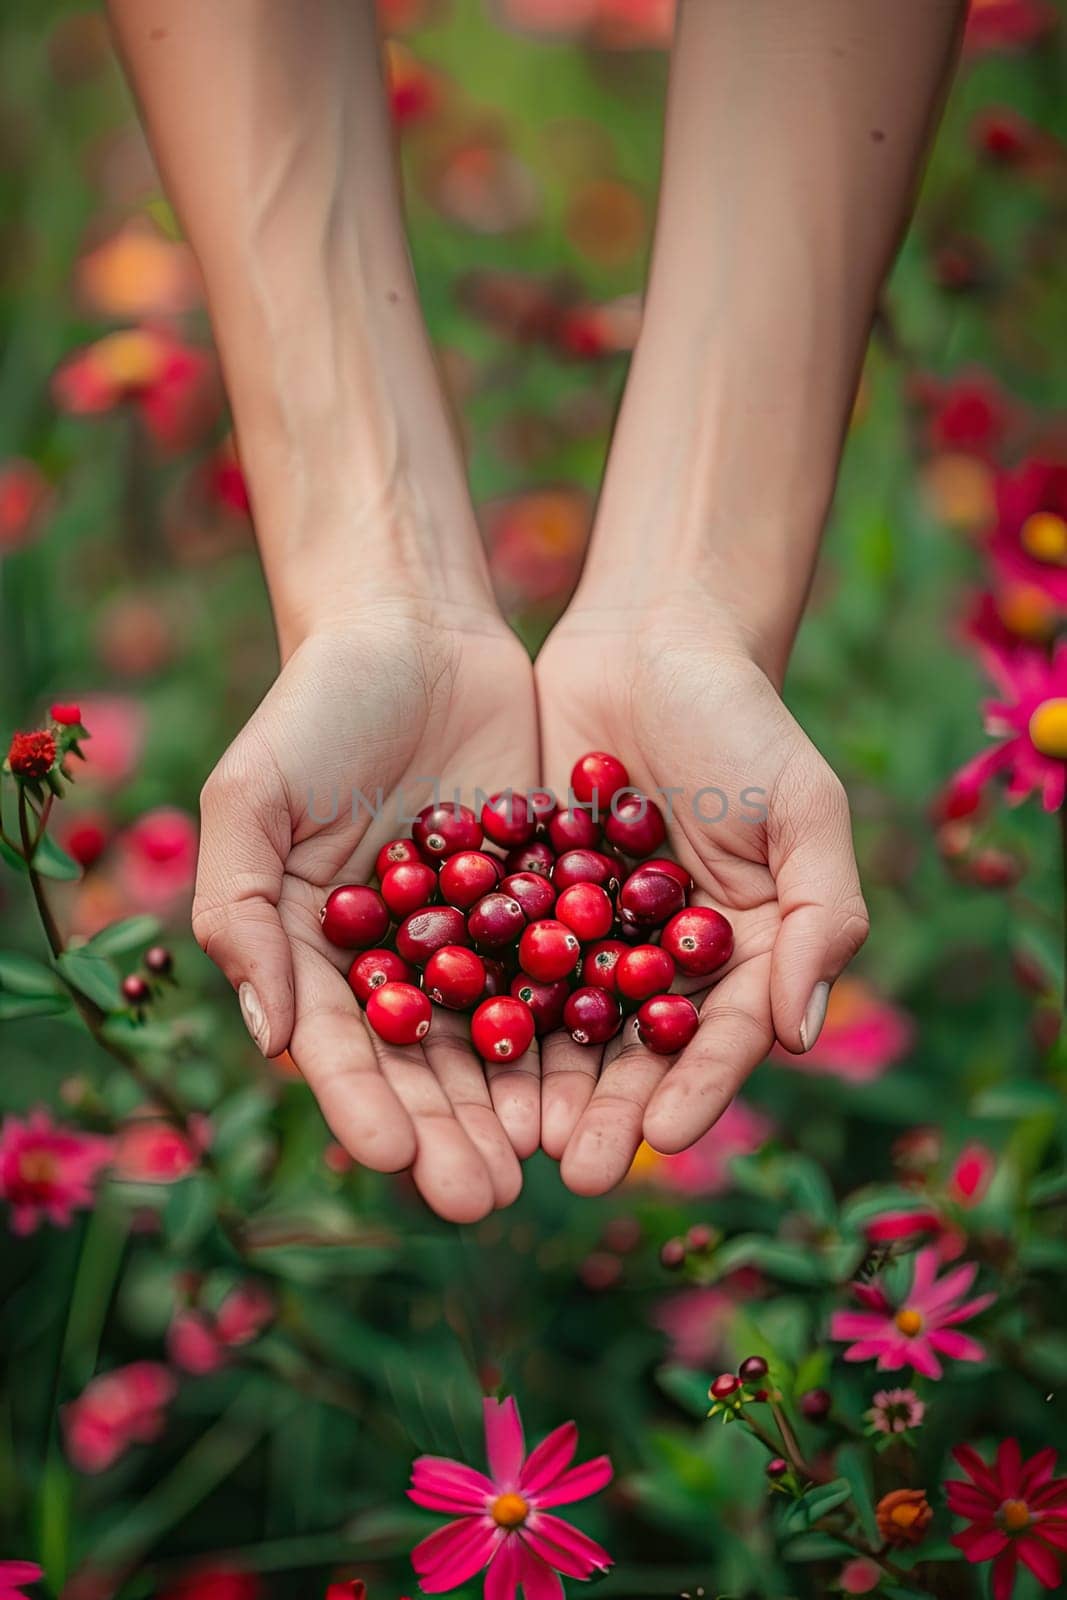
[191,605,541,1223]
[535,601,869,1195]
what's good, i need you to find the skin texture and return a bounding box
[107,0,965,1212]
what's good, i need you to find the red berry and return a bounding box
[500,871,556,921]
[505,840,555,877]
[470,995,535,1062]
[63,814,109,868]
[510,975,569,1036]
[518,919,581,982]
[603,792,666,858]
[347,948,413,1003]
[661,906,733,976]
[481,956,510,997]
[380,860,438,918]
[618,865,685,929]
[738,1355,769,1382]
[571,750,630,808]
[687,1223,715,1252]
[660,1237,686,1269]
[636,993,699,1054]
[548,807,601,854]
[412,800,483,860]
[799,1388,832,1422]
[580,939,628,993]
[527,788,558,827]
[50,702,82,725]
[122,973,150,1005]
[365,981,432,1046]
[424,945,487,1010]
[563,986,621,1046]
[467,891,527,949]
[439,850,502,910]
[481,790,538,848]
[321,885,390,950]
[616,944,676,1003]
[375,838,423,879]
[552,848,619,893]
[642,856,694,892]
[555,882,614,942]
[144,945,173,976]
[395,905,469,964]
[710,1373,741,1400]
[766,1458,788,1480]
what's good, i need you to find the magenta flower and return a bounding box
[0,1109,113,1235]
[830,1247,995,1379]
[867,1387,926,1436]
[408,1396,612,1598]
[0,1563,43,1600]
[988,459,1067,608]
[627,1098,773,1194]
[62,1361,176,1474]
[952,639,1067,813]
[770,977,913,1084]
[947,1438,1067,1600]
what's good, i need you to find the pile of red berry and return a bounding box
[319,752,733,1061]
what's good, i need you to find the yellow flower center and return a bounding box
[1000,1499,1031,1533]
[891,1503,922,1529]
[997,583,1055,640]
[1029,698,1067,760]
[894,1308,923,1337]
[627,1141,663,1182]
[491,1493,529,1528]
[19,1150,57,1185]
[95,330,165,389]
[1021,511,1067,565]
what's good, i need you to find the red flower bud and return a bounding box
[738,1355,769,1382]
[709,1373,741,1400]
[766,1457,788,1479]
[799,1388,832,1421]
[122,974,150,1005]
[7,728,57,778]
[50,703,82,725]
[659,1238,686,1270]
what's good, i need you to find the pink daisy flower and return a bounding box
[0,1109,113,1235]
[988,459,1067,607]
[408,1396,613,1598]
[947,1438,1067,1600]
[867,1387,926,1436]
[0,1563,43,1600]
[952,639,1067,812]
[830,1247,995,1379]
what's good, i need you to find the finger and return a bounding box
[643,953,774,1154]
[374,1038,497,1225]
[289,938,417,1173]
[560,1025,669,1196]
[767,773,870,1053]
[422,1013,523,1209]
[484,1041,542,1161]
[193,746,295,1058]
[540,1032,601,1160]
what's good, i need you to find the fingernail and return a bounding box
[799,981,830,1052]
[239,982,269,1056]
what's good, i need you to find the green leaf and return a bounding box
[30,832,82,881]
[780,1477,853,1534]
[1030,1169,1067,1205]
[55,950,123,1012]
[81,915,162,957]
[162,1173,218,1255]
[0,836,28,874]
[0,991,73,1021]
[655,1364,712,1418]
[0,950,65,996]
[836,1444,879,1545]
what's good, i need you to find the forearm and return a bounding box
[107,0,492,656]
[578,0,964,683]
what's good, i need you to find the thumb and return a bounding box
[192,745,295,1059]
[768,762,869,1055]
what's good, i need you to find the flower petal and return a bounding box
[902,1340,943,1380]
[409,1456,495,1512]
[536,1456,614,1509]
[520,1423,578,1497]
[992,1546,1018,1600]
[522,1514,613,1580]
[946,1482,995,1518]
[484,1397,525,1489]
[998,1438,1024,1499]
[830,1312,891,1341]
[412,1516,500,1590]
[936,1293,997,1328]
[513,1544,566,1600]
[927,1329,986,1363]
[952,1444,1001,1498]
[1018,1535,1062,1590]
[953,1523,1009,1562]
[1022,1448,1058,1496]
[484,1536,520,1600]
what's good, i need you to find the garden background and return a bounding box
[2,2,1067,1598]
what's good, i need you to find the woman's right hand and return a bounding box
[191,605,541,1223]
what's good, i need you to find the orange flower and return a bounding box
[876,1488,933,1548]
[52,326,220,451]
[75,220,200,318]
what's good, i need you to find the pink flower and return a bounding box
[988,459,1067,608]
[0,1110,112,1235]
[75,693,146,788]
[52,326,220,452]
[0,459,51,552]
[62,1362,176,1474]
[964,0,1056,54]
[866,1388,926,1436]
[947,1438,1067,1600]
[947,1142,997,1206]
[864,1208,944,1246]
[0,1563,43,1600]
[912,369,1011,460]
[837,1557,882,1594]
[651,1283,750,1369]
[772,977,913,1083]
[627,1099,773,1194]
[168,1281,275,1374]
[831,1247,995,1379]
[951,639,1067,812]
[116,806,198,910]
[408,1395,613,1598]
[113,1116,207,1183]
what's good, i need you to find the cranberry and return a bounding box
[424,945,487,1010]
[642,856,694,892]
[321,885,390,950]
[738,1355,769,1382]
[571,750,630,808]
[375,838,422,879]
[636,993,700,1054]
[555,882,614,942]
[481,956,510,997]
[144,945,173,976]
[799,1388,832,1422]
[348,948,413,1003]
[365,981,432,1046]
[481,790,538,848]
[470,995,535,1062]
[439,850,502,910]
[505,839,555,877]
[500,871,556,922]
[412,800,483,860]
[661,906,733,976]
[552,848,619,893]
[527,788,558,826]
[563,986,621,1046]
[395,905,469,965]
[603,792,666,858]
[616,944,676,1003]
[580,939,628,993]
[467,891,527,949]
[548,807,601,854]
[380,860,438,919]
[518,919,581,982]
[710,1373,741,1400]
[618,865,685,929]
[122,974,150,1005]
[510,975,569,1036]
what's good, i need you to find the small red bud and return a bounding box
[122,974,150,1006]
[709,1373,741,1400]
[766,1457,789,1480]
[686,1223,715,1252]
[799,1388,832,1421]
[659,1237,686,1270]
[144,946,173,976]
[738,1355,769,1382]
[7,728,57,779]
[50,703,82,725]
